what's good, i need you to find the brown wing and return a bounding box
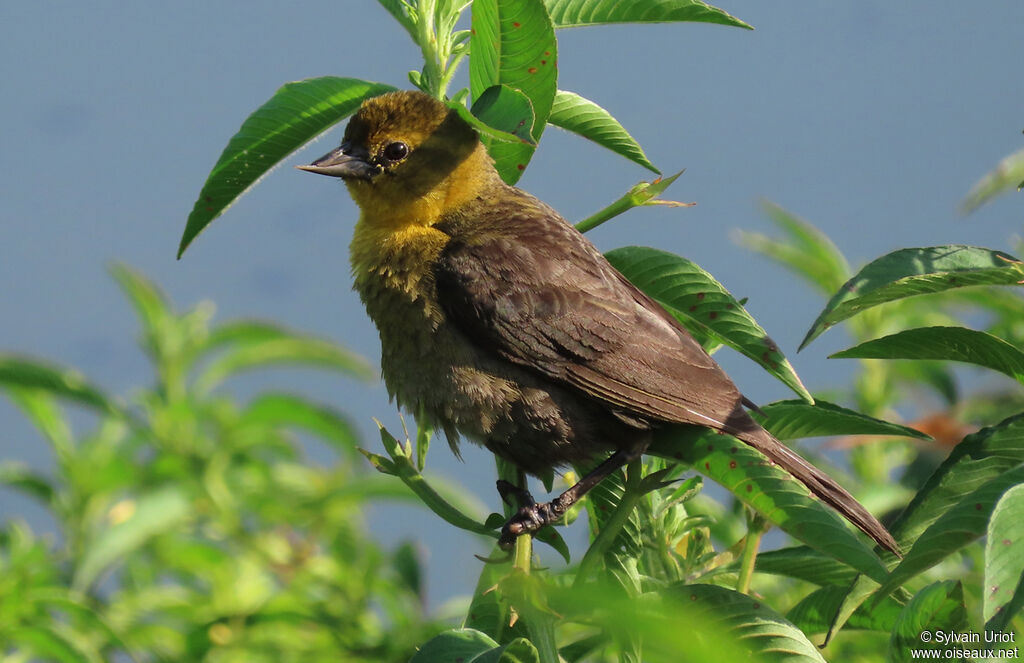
[433,188,751,436]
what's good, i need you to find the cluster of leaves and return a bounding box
[0,266,446,662]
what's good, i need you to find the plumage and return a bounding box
[299,90,900,555]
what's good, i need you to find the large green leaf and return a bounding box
[872,464,1024,602]
[962,146,1024,214]
[178,77,396,258]
[544,0,752,30]
[675,584,827,662]
[651,426,889,583]
[453,84,537,144]
[800,246,1023,350]
[832,326,1024,386]
[470,0,558,182]
[736,202,850,296]
[788,585,903,635]
[752,399,930,442]
[752,546,859,587]
[73,486,192,591]
[606,246,812,402]
[409,628,499,662]
[826,413,1024,641]
[889,582,967,663]
[0,355,122,417]
[984,482,1024,629]
[549,89,659,173]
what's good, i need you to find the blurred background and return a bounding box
[2,0,1022,614]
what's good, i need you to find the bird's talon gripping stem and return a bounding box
[496,479,535,507]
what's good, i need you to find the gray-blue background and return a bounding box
[2,2,1022,609]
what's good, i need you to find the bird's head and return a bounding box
[299,90,498,223]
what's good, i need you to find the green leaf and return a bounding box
[752,399,931,442]
[548,89,659,173]
[470,0,558,182]
[194,334,373,394]
[544,0,752,30]
[375,0,418,40]
[448,84,537,144]
[872,464,1024,602]
[73,485,192,591]
[984,482,1024,628]
[606,246,813,402]
[240,393,361,457]
[409,628,500,662]
[0,462,56,506]
[178,76,396,258]
[0,355,122,417]
[651,426,889,583]
[800,245,1023,351]
[752,546,859,587]
[889,581,967,663]
[5,626,93,663]
[826,413,1024,641]
[832,326,1024,386]
[787,585,903,634]
[962,146,1024,214]
[675,584,827,662]
[736,202,850,296]
[475,638,541,663]
[109,263,174,353]
[575,171,690,233]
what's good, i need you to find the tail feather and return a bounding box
[737,426,901,557]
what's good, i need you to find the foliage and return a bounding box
[5,1,1023,662]
[0,266,444,661]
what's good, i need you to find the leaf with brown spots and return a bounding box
[984,482,1024,631]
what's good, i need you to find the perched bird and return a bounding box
[299,90,899,555]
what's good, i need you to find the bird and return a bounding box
[298,89,900,555]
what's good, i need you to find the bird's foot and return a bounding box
[495,480,568,549]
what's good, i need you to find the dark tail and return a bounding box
[736,425,901,556]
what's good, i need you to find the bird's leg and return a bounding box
[497,445,647,548]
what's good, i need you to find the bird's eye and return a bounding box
[383,141,409,162]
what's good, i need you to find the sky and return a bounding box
[2,1,1022,609]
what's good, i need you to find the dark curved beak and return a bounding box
[296,143,375,180]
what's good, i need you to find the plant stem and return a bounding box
[736,509,766,595]
[574,458,644,587]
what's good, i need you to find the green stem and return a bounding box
[415,0,444,98]
[736,510,766,595]
[574,459,645,587]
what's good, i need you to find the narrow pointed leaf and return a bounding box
[0,462,56,506]
[73,486,192,591]
[575,171,689,233]
[0,355,122,416]
[375,0,417,41]
[109,263,173,344]
[194,335,373,394]
[736,202,850,296]
[984,482,1024,628]
[752,400,930,441]
[889,582,967,663]
[178,77,396,257]
[873,464,1024,602]
[240,393,360,456]
[787,585,903,634]
[800,246,1023,350]
[674,584,827,662]
[962,147,1024,213]
[752,546,859,587]
[651,426,889,583]
[544,0,752,30]
[832,326,1024,386]
[606,246,813,402]
[549,89,659,173]
[470,0,557,183]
